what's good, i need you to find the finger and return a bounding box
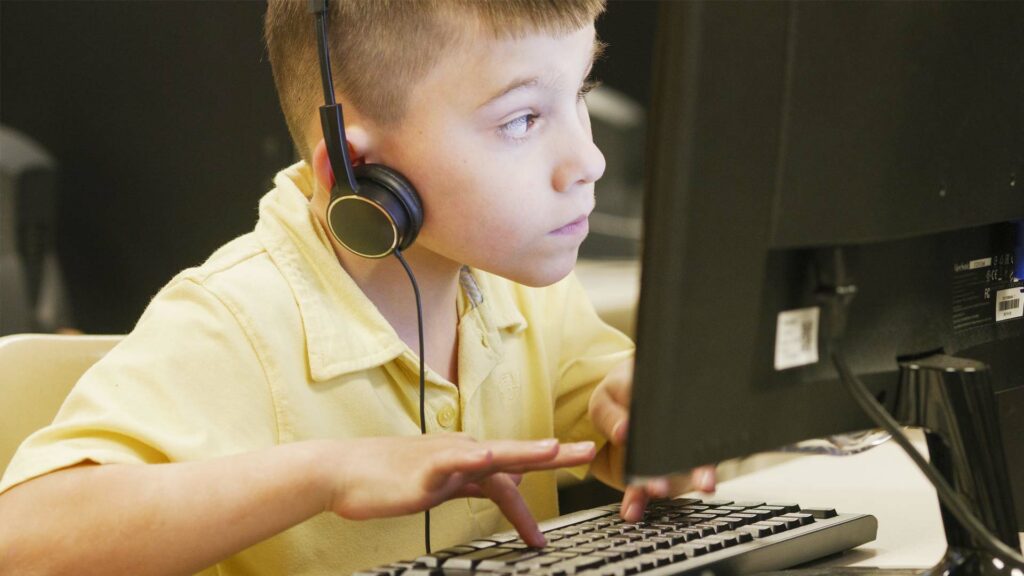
[496,441,596,474]
[451,483,486,499]
[590,388,630,446]
[463,438,562,471]
[644,477,670,499]
[480,474,546,548]
[695,465,716,492]
[605,361,633,408]
[620,485,649,523]
[450,474,522,499]
[424,447,494,491]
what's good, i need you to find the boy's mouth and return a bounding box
[549,214,590,237]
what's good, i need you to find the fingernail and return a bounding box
[699,468,714,491]
[611,421,625,442]
[569,441,595,453]
[624,503,637,521]
[648,478,669,497]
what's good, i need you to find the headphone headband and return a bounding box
[311,0,359,195]
[310,0,423,259]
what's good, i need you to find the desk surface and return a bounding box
[707,428,1024,568]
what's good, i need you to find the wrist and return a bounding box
[286,439,340,514]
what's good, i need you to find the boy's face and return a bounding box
[365,24,606,287]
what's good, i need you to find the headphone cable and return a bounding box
[394,249,430,554]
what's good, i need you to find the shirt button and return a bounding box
[436,405,457,429]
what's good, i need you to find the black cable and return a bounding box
[394,249,430,554]
[820,249,1024,564]
[831,348,1024,564]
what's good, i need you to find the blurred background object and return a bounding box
[1,125,75,334]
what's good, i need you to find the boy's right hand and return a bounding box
[314,435,596,547]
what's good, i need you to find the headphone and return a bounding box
[309,0,423,259]
[308,0,433,553]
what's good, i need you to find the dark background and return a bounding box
[0,0,656,334]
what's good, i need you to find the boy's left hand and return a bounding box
[588,358,717,522]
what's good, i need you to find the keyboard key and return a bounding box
[780,512,815,526]
[475,549,541,570]
[652,548,688,563]
[693,523,723,535]
[706,532,742,547]
[753,520,786,534]
[672,541,712,557]
[596,564,628,576]
[683,513,716,522]
[769,503,802,513]
[661,498,702,508]
[720,515,752,527]
[442,546,517,569]
[639,556,661,571]
[515,555,563,569]
[607,545,639,559]
[550,555,607,574]
[662,530,699,544]
[414,546,476,567]
[649,536,674,549]
[594,549,627,561]
[737,524,773,538]
[805,507,839,519]
[771,516,803,530]
[709,518,742,531]
[745,508,775,520]
[733,530,754,543]
[691,537,724,552]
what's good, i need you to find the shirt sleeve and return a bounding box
[549,272,635,480]
[0,277,280,495]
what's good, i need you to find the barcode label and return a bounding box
[999,299,1020,312]
[774,307,820,370]
[995,288,1024,322]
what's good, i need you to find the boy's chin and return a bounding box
[498,253,579,288]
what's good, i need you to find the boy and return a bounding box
[0,2,712,574]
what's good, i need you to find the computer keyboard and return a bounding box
[354,497,878,576]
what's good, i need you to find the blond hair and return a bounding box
[264,0,606,163]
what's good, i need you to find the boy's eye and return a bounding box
[578,78,602,101]
[499,114,538,139]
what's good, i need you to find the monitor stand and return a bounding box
[895,354,1022,576]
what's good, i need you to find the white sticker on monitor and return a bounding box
[995,287,1023,322]
[969,257,993,270]
[774,307,820,371]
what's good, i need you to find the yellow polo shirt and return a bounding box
[0,162,634,575]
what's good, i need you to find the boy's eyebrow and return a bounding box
[477,38,607,110]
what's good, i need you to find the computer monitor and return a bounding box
[626,1,1023,572]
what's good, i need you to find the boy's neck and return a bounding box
[335,242,462,383]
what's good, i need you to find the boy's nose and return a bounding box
[552,123,607,193]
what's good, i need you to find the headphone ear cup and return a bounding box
[354,164,423,250]
[325,163,423,258]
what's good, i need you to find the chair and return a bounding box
[0,333,121,472]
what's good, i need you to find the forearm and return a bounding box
[0,441,329,576]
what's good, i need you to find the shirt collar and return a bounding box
[254,162,526,383]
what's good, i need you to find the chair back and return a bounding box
[0,333,121,471]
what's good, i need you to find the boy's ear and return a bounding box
[311,125,373,194]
